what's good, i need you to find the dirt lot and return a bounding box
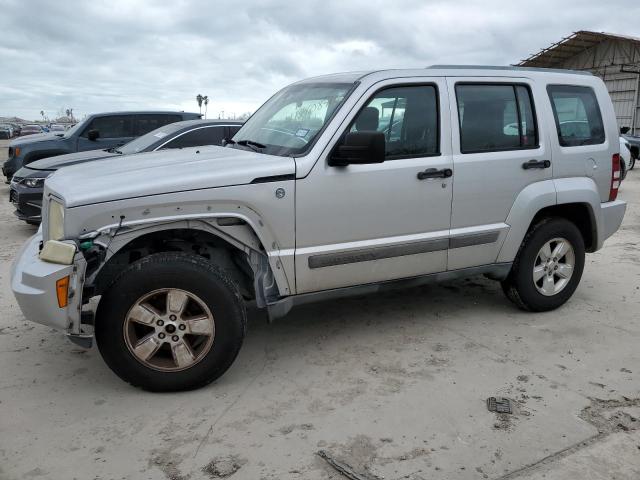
[0,139,639,480]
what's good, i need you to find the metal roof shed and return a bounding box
[517,31,640,135]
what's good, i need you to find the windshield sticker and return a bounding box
[153,131,168,139]
[295,128,310,138]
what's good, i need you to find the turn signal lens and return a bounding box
[14,147,20,157]
[56,276,70,308]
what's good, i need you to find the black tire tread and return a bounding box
[501,217,585,312]
[95,252,246,391]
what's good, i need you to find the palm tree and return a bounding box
[203,96,209,119]
[40,110,45,121]
[196,94,203,115]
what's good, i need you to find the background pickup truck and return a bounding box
[2,110,200,181]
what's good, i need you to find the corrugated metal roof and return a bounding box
[517,30,640,68]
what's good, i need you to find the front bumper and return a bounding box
[9,182,44,223]
[11,233,86,332]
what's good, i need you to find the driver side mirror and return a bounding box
[620,126,630,135]
[87,129,100,141]
[329,131,385,167]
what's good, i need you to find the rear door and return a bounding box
[446,77,552,270]
[76,114,134,151]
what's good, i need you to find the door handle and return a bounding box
[522,159,551,170]
[417,168,453,180]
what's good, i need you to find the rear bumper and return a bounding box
[600,200,627,244]
[11,234,86,332]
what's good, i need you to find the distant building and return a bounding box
[518,31,640,135]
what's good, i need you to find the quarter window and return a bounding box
[547,85,605,147]
[349,85,439,159]
[456,84,539,153]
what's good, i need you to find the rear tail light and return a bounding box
[609,153,621,201]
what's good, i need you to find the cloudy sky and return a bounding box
[0,0,638,120]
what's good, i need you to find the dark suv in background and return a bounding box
[2,111,200,181]
[9,120,242,224]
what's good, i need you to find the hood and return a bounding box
[46,145,296,207]
[28,148,117,170]
[11,132,63,145]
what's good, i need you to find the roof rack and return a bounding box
[426,65,592,76]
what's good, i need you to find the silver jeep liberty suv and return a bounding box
[12,66,626,391]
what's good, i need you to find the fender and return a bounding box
[24,149,70,165]
[553,177,603,249]
[85,214,293,300]
[497,177,604,263]
[496,180,556,263]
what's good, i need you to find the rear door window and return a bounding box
[135,114,182,136]
[456,84,539,153]
[547,85,605,146]
[161,126,226,149]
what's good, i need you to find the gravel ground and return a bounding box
[0,139,639,480]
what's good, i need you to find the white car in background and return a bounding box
[620,136,631,180]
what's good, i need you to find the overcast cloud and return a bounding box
[0,0,638,120]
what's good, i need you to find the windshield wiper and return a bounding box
[236,139,266,152]
[222,138,236,146]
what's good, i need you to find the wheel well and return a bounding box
[531,203,596,252]
[92,229,256,299]
[630,145,639,160]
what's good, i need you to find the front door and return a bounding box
[76,114,135,152]
[295,79,453,294]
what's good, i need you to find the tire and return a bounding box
[630,156,636,171]
[95,252,246,392]
[620,158,627,181]
[501,218,585,312]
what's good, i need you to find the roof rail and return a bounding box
[426,65,592,76]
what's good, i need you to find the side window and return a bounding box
[547,85,605,146]
[349,85,439,159]
[162,127,225,149]
[135,114,182,136]
[83,115,133,138]
[456,84,539,153]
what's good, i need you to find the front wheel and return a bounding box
[501,218,585,312]
[95,253,246,391]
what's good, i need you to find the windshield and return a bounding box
[117,125,176,154]
[62,118,89,138]
[231,82,354,156]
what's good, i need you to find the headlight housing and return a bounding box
[24,177,45,188]
[48,199,65,241]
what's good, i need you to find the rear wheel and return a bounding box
[620,158,627,180]
[501,218,585,312]
[96,252,246,391]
